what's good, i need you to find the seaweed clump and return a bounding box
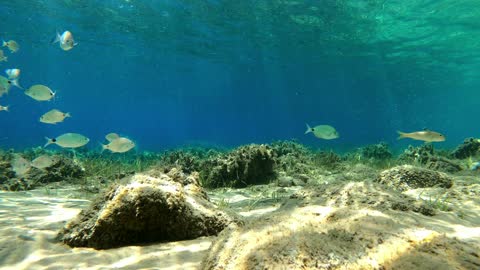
[450,138,480,159]
[359,142,393,160]
[271,140,313,174]
[200,144,276,188]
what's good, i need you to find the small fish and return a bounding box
[0,105,9,112]
[40,109,71,124]
[102,135,135,153]
[12,155,31,177]
[52,31,77,51]
[305,123,339,140]
[0,49,7,62]
[25,84,55,101]
[2,40,19,53]
[31,155,55,169]
[45,133,89,148]
[397,130,445,142]
[5,68,20,79]
[0,75,19,97]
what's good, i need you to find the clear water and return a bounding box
[1,0,479,151]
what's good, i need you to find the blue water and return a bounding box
[1,1,479,152]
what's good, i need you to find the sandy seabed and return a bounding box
[1,177,479,270]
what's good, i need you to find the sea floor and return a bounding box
[0,177,479,270]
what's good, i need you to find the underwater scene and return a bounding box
[1,0,480,269]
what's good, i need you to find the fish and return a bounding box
[25,84,55,101]
[105,132,120,142]
[102,135,135,153]
[305,123,339,140]
[5,68,20,79]
[31,155,55,169]
[40,109,71,124]
[0,75,17,97]
[397,130,445,142]
[52,31,77,51]
[0,49,7,62]
[45,133,89,148]
[4,69,22,88]
[2,40,19,53]
[12,155,31,177]
[0,105,8,112]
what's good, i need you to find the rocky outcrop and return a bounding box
[451,138,480,159]
[58,168,236,249]
[200,144,276,188]
[375,165,453,191]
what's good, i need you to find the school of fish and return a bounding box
[0,31,136,153]
[0,30,450,160]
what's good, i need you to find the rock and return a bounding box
[375,165,454,191]
[58,169,236,249]
[200,144,276,188]
[27,156,84,185]
[424,156,462,173]
[451,138,480,159]
[398,145,462,173]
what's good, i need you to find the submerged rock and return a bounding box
[359,142,393,160]
[200,144,276,188]
[376,165,453,191]
[451,137,480,159]
[59,168,236,249]
[398,145,462,173]
[0,155,85,191]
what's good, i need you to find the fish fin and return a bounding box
[304,123,313,134]
[4,105,8,112]
[65,112,71,118]
[44,137,53,148]
[2,40,6,47]
[397,131,407,140]
[74,42,78,47]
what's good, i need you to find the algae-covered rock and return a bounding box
[451,138,480,159]
[59,168,235,249]
[376,165,453,191]
[360,142,393,159]
[27,156,84,184]
[200,144,276,188]
[398,145,462,173]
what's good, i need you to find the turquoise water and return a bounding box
[1,0,479,152]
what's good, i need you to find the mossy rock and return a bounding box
[376,165,453,191]
[200,144,276,188]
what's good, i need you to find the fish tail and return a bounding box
[2,40,6,47]
[65,112,71,118]
[397,131,407,140]
[10,79,22,89]
[305,123,313,134]
[4,105,8,112]
[51,31,60,44]
[44,137,53,148]
[100,144,108,153]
